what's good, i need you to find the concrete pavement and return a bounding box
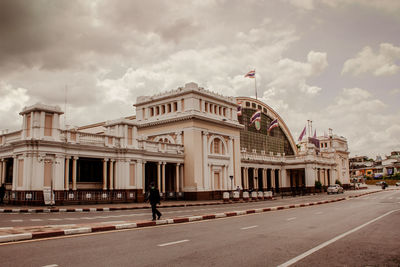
[0,188,391,243]
[1,189,399,267]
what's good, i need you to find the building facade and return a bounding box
[0,83,350,205]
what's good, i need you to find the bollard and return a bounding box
[233,191,240,201]
[223,192,230,202]
[257,191,264,200]
[243,191,249,201]
[251,191,258,201]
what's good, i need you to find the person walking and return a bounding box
[147,182,162,221]
[0,184,5,204]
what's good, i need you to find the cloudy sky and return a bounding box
[1,0,399,158]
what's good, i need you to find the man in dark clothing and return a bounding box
[147,182,162,221]
[0,184,5,204]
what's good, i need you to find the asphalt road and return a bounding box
[0,190,382,228]
[0,189,399,267]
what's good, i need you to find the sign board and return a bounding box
[43,187,55,205]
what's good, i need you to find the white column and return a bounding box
[203,131,209,190]
[162,162,166,193]
[109,160,114,190]
[0,159,3,184]
[103,159,108,190]
[142,161,146,193]
[53,155,65,191]
[180,164,184,191]
[72,157,78,190]
[281,168,287,188]
[253,168,258,190]
[12,156,17,190]
[176,163,180,192]
[244,167,248,190]
[157,162,161,189]
[228,137,234,177]
[64,157,70,190]
[271,169,276,189]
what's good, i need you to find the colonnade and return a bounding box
[241,167,281,191]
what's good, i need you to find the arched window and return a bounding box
[210,138,225,155]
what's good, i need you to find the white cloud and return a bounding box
[0,82,30,131]
[342,43,400,76]
[286,0,315,10]
[311,87,398,157]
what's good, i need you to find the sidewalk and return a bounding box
[0,200,224,213]
[0,188,388,244]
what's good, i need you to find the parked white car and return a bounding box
[327,184,344,194]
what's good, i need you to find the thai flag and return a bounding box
[298,126,306,141]
[267,118,279,132]
[245,70,255,78]
[237,103,242,116]
[249,111,261,125]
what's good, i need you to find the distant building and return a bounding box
[0,83,350,204]
[349,151,400,179]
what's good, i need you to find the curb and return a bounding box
[0,198,280,214]
[0,190,383,243]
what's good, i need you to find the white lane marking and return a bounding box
[287,217,297,221]
[241,225,258,230]
[30,219,43,222]
[41,265,58,267]
[158,239,189,247]
[277,209,400,267]
[48,218,62,221]
[11,220,23,222]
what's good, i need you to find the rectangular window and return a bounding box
[173,102,177,112]
[70,132,76,141]
[128,127,133,145]
[44,114,53,136]
[246,102,250,107]
[44,160,52,187]
[213,139,220,154]
[214,172,220,190]
[252,103,256,108]
[167,103,171,113]
[26,114,31,137]
[205,102,208,112]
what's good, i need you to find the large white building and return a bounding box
[0,83,350,204]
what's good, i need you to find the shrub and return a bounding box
[315,180,322,189]
[335,179,342,186]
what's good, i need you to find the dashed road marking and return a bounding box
[241,225,258,230]
[158,239,189,247]
[30,219,43,222]
[287,217,296,221]
[11,220,23,222]
[41,264,58,267]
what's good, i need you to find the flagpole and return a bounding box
[254,68,257,100]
